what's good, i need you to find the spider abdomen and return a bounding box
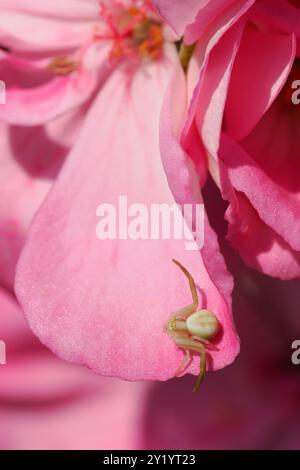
[186,310,219,340]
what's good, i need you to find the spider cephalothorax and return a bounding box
[166,260,220,392]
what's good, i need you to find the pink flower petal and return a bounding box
[0,106,86,290]
[153,0,203,37]
[184,0,254,45]
[225,27,296,140]
[241,94,300,200]
[16,53,239,382]
[181,0,253,141]
[193,21,244,164]
[225,191,300,280]
[0,0,99,52]
[251,0,300,40]
[0,124,60,289]
[219,134,300,279]
[0,49,109,125]
[159,59,240,369]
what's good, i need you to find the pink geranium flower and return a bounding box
[155,0,300,280]
[0,1,239,386]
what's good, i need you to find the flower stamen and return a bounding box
[97,1,164,64]
[48,57,78,76]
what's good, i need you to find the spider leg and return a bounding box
[172,336,207,392]
[193,342,206,393]
[175,349,191,377]
[190,335,219,352]
[172,259,199,309]
[170,303,197,321]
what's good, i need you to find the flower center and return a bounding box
[97,1,164,63]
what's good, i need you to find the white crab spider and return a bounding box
[165,259,220,392]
